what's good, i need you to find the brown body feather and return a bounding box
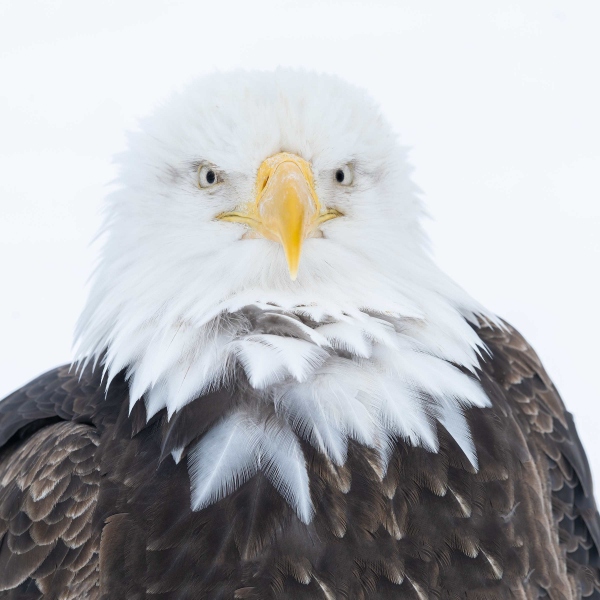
[0,322,598,599]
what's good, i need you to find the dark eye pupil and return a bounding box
[335,169,345,183]
[206,170,216,184]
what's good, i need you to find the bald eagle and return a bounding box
[1,70,598,599]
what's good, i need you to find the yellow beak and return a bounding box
[216,152,341,280]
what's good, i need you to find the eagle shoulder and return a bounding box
[0,421,100,598]
[478,320,600,598]
[0,364,125,598]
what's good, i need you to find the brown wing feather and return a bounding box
[479,321,600,599]
[0,365,126,597]
[0,421,100,599]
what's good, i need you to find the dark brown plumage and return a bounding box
[0,321,599,599]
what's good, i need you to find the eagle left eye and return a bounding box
[334,164,353,186]
[197,164,220,188]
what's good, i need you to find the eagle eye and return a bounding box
[198,164,220,188]
[335,164,353,186]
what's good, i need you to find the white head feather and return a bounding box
[75,70,494,521]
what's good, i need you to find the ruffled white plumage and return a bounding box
[189,409,313,523]
[189,410,261,511]
[175,300,490,520]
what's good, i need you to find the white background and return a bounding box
[1,1,599,481]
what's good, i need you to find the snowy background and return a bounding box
[1,1,599,481]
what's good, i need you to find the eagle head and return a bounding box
[76,70,492,520]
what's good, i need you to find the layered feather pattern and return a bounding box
[3,325,600,598]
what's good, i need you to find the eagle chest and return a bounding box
[90,378,567,600]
